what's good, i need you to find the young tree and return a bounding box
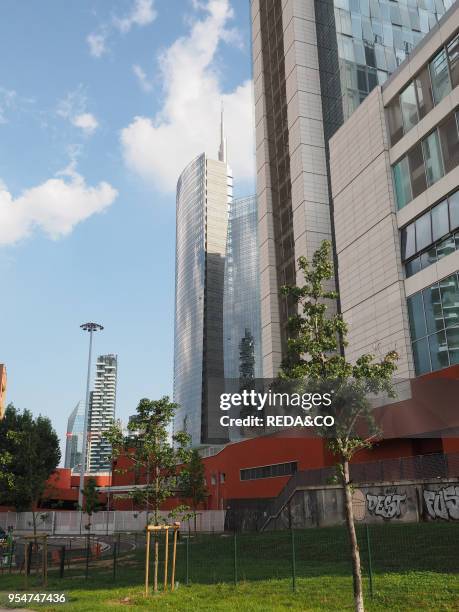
[280,241,398,612]
[81,477,100,532]
[107,396,191,591]
[0,404,61,537]
[180,448,208,534]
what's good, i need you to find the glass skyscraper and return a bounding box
[223,196,262,381]
[251,0,455,377]
[173,116,233,447]
[64,400,85,471]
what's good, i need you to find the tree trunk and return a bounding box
[342,458,364,612]
[193,509,197,536]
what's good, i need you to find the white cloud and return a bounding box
[87,1,157,57]
[114,0,157,33]
[0,167,117,246]
[120,0,255,193]
[57,86,99,136]
[0,88,17,124]
[132,64,153,92]
[87,31,108,58]
[72,113,99,135]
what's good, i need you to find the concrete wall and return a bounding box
[330,86,415,378]
[269,478,459,529]
[0,510,226,535]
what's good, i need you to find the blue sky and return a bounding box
[0,0,255,463]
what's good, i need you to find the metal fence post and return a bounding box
[59,546,65,579]
[186,535,190,586]
[113,542,118,580]
[8,541,14,574]
[233,530,238,586]
[291,527,296,593]
[85,534,90,579]
[27,542,32,575]
[365,523,374,598]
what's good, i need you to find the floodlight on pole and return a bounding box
[78,322,104,509]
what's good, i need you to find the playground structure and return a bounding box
[144,523,180,595]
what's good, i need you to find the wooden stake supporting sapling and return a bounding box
[144,523,180,596]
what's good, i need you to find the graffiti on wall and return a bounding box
[366,491,407,519]
[424,486,459,520]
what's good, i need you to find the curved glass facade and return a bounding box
[223,196,262,381]
[64,400,85,471]
[174,154,232,446]
[174,154,206,446]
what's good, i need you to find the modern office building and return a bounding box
[330,3,459,378]
[251,0,455,377]
[64,400,85,471]
[173,114,233,447]
[223,195,263,382]
[87,354,117,472]
[0,364,6,419]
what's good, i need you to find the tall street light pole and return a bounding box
[78,322,104,509]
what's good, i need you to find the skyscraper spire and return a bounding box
[218,101,227,163]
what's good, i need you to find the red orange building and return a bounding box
[2,365,458,515]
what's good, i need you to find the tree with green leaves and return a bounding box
[81,477,100,532]
[0,404,61,537]
[280,240,398,612]
[180,448,208,534]
[107,396,191,591]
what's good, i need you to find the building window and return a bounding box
[414,66,434,119]
[412,338,430,375]
[407,291,426,339]
[386,34,459,146]
[422,129,444,187]
[415,211,432,251]
[401,222,416,260]
[407,273,459,374]
[450,191,459,231]
[240,461,298,481]
[393,156,412,209]
[447,33,459,90]
[400,82,419,133]
[393,109,459,210]
[402,189,459,278]
[431,199,449,242]
[438,112,459,174]
[429,48,451,104]
[440,274,459,329]
[407,142,427,198]
[387,97,403,145]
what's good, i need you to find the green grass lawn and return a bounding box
[0,523,458,611]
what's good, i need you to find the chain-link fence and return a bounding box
[1,522,457,600]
